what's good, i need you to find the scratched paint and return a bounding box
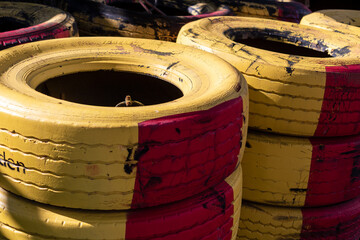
[239,196,360,239]
[131,97,244,208]
[126,167,240,239]
[177,16,360,136]
[0,166,241,239]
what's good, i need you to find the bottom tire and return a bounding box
[242,130,360,207]
[0,166,242,240]
[238,196,360,239]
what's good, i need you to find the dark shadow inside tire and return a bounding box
[225,28,332,57]
[0,17,30,32]
[36,70,183,107]
[108,2,188,15]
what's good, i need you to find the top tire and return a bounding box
[201,0,312,22]
[0,1,78,50]
[177,16,360,137]
[0,37,248,210]
[301,10,360,38]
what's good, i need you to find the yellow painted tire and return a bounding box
[211,0,311,22]
[177,16,360,137]
[0,1,78,50]
[0,165,242,240]
[238,198,360,239]
[242,130,360,207]
[0,37,248,210]
[301,10,360,38]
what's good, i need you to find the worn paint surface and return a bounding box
[238,196,360,239]
[126,166,241,240]
[242,130,360,207]
[0,166,241,239]
[242,131,311,207]
[131,97,243,208]
[306,135,360,206]
[0,2,78,50]
[301,10,360,39]
[177,16,360,136]
[238,200,302,239]
[0,37,247,210]
[314,64,360,136]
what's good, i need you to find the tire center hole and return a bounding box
[226,29,332,57]
[0,17,30,32]
[36,70,183,106]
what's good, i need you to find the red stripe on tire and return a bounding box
[306,136,360,206]
[314,64,360,137]
[301,195,360,239]
[125,180,235,239]
[131,97,243,208]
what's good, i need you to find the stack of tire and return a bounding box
[3,0,234,41]
[0,24,249,238]
[177,14,360,239]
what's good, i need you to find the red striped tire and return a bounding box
[0,37,248,210]
[0,165,242,240]
[177,16,360,137]
[238,197,360,239]
[0,2,78,50]
[242,130,360,207]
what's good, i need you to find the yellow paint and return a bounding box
[227,166,243,240]
[0,37,245,209]
[301,10,360,39]
[237,201,302,239]
[0,187,127,240]
[177,16,360,136]
[242,131,312,206]
[0,163,243,239]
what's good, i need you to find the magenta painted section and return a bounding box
[301,194,360,239]
[126,180,235,239]
[306,135,360,206]
[275,1,311,22]
[131,97,244,208]
[1,21,72,50]
[314,64,360,137]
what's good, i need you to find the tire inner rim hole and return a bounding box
[107,2,188,15]
[35,70,183,106]
[0,17,30,32]
[225,28,333,57]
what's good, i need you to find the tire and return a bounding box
[14,0,231,41]
[0,1,78,50]
[238,198,360,240]
[177,16,360,137]
[242,130,360,207]
[0,37,248,210]
[153,0,311,23]
[0,165,242,240]
[301,10,360,38]
[203,0,312,23]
